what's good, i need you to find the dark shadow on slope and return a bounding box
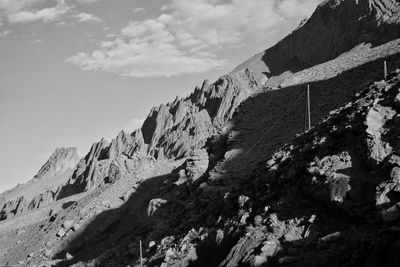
[205,52,400,186]
[55,53,400,267]
[62,201,77,210]
[53,173,174,266]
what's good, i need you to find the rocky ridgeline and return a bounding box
[3,0,400,220]
[233,0,400,88]
[0,148,80,220]
[140,75,260,159]
[60,130,147,195]
[53,73,260,199]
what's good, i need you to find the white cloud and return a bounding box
[75,0,101,4]
[67,0,321,78]
[123,118,145,133]
[74,12,101,23]
[0,0,106,25]
[66,18,226,77]
[0,0,71,24]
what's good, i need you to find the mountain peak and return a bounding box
[33,147,80,180]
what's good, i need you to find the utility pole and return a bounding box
[306,84,311,131]
[140,240,143,267]
[384,60,388,79]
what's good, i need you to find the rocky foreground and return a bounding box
[1,0,400,266]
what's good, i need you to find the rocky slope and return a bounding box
[1,0,400,266]
[0,148,80,220]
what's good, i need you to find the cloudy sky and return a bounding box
[0,0,320,193]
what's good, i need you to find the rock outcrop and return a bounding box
[33,148,80,180]
[141,76,254,159]
[57,130,148,198]
[0,196,27,220]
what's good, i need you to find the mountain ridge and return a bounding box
[1,0,400,265]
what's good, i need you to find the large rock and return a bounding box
[147,198,168,216]
[365,105,396,164]
[184,149,209,182]
[0,196,27,220]
[28,190,57,211]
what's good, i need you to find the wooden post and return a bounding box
[140,240,143,267]
[384,60,388,79]
[305,86,308,132]
[307,84,311,131]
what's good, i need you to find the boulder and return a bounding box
[62,220,74,230]
[184,149,209,182]
[56,229,66,238]
[147,198,168,216]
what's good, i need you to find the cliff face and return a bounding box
[233,0,400,84]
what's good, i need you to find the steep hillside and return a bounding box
[1,0,400,266]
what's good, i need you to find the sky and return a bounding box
[0,0,320,193]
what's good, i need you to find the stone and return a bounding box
[149,241,156,248]
[254,215,263,227]
[65,252,73,260]
[390,167,400,183]
[184,149,209,182]
[147,198,168,216]
[56,229,66,238]
[240,212,250,225]
[62,220,74,230]
[394,93,400,108]
[388,154,400,166]
[120,192,131,202]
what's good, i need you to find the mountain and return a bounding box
[0,147,80,221]
[1,0,400,266]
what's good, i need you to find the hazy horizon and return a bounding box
[0,0,320,193]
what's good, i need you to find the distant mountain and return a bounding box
[0,148,79,220]
[1,0,400,266]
